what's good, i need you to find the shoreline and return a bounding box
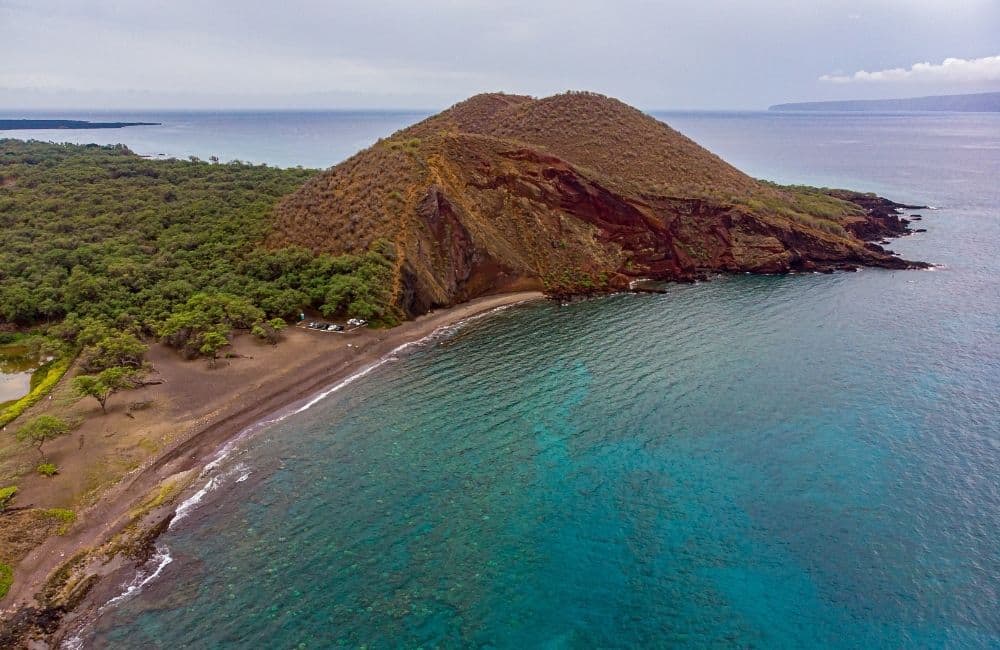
[1,291,544,646]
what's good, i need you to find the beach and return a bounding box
[1,291,543,643]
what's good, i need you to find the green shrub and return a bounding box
[79,331,147,373]
[37,463,59,477]
[0,141,317,329]
[1,140,406,357]
[0,485,16,510]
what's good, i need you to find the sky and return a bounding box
[1,0,998,110]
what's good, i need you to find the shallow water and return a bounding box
[0,343,44,403]
[80,111,1000,648]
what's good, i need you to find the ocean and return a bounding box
[33,109,999,648]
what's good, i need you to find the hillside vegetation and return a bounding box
[0,140,402,340]
[273,91,922,316]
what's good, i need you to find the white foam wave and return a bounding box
[101,545,173,611]
[62,538,177,646]
[281,302,527,419]
[169,301,528,530]
[171,462,249,529]
[170,474,222,529]
[61,635,83,650]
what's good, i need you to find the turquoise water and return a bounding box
[82,112,1000,648]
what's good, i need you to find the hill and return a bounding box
[272,91,926,316]
[769,91,1000,112]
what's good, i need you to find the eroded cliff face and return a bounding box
[271,92,926,318]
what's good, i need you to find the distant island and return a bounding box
[0,119,160,130]
[769,91,1000,112]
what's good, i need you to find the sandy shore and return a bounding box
[1,291,543,643]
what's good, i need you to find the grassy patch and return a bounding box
[0,485,15,510]
[0,562,12,599]
[130,478,183,520]
[541,268,610,294]
[736,190,850,238]
[42,508,76,534]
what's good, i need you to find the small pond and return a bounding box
[0,343,47,403]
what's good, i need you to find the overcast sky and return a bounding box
[2,0,998,110]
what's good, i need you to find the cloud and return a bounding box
[820,55,1000,83]
[4,1,1000,109]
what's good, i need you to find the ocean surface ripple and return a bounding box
[80,110,999,648]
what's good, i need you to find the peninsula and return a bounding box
[274,91,925,315]
[0,92,928,646]
[0,119,160,130]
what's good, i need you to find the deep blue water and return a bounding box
[71,111,1000,648]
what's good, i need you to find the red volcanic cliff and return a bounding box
[271,92,925,316]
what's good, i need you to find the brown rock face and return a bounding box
[271,91,926,317]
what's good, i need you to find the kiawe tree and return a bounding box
[198,329,230,367]
[251,317,287,345]
[16,415,71,460]
[72,366,138,414]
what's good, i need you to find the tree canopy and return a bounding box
[0,140,400,357]
[15,415,71,459]
[72,367,138,414]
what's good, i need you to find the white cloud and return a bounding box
[820,54,1000,83]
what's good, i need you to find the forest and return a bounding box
[0,140,399,352]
